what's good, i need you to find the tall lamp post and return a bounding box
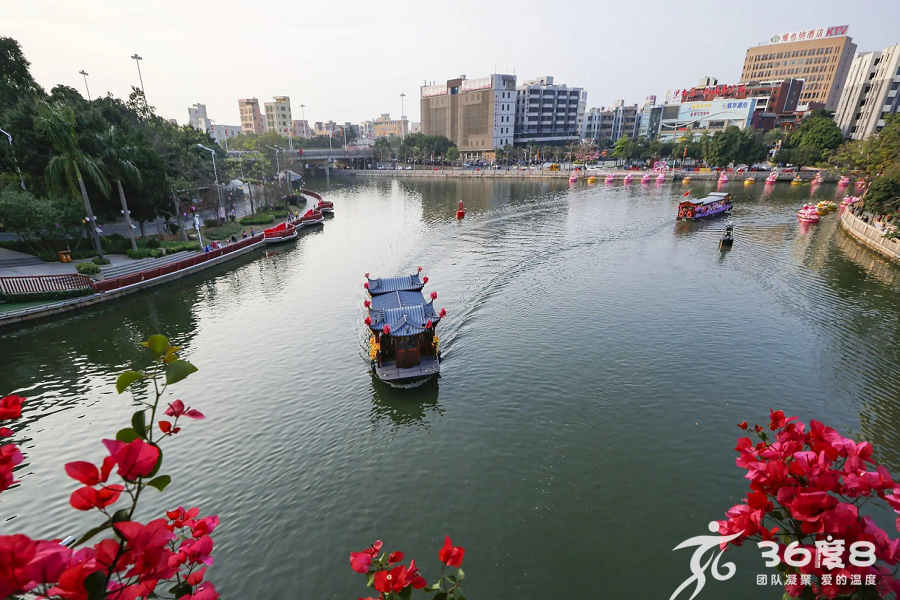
[266,145,285,195]
[130,54,147,116]
[197,144,224,222]
[400,93,406,139]
[79,70,91,101]
[0,128,26,190]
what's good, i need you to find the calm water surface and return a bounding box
[3,177,900,599]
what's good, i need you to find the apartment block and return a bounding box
[513,76,586,146]
[264,96,292,137]
[238,98,265,135]
[835,44,900,139]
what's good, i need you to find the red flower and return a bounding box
[186,566,206,585]
[417,266,422,272]
[21,540,73,586]
[0,534,39,598]
[0,395,25,420]
[0,427,13,438]
[159,421,181,435]
[179,582,219,600]
[350,540,382,574]
[439,536,465,567]
[0,443,24,494]
[69,484,124,511]
[173,535,214,566]
[439,308,447,318]
[166,506,200,529]
[425,319,433,329]
[113,519,177,581]
[364,273,370,278]
[102,439,161,481]
[430,291,438,300]
[165,400,205,420]
[423,276,429,284]
[65,461,104,486]
[738,421,748,430]
[373,562,426,593]
[364,317,373,326]
[388,551,404,564]
[383,324,391,335]
[364,300,371,308]
[186,516,219,539]
[363,282,369,290]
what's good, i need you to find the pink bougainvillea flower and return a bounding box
[0,427,13,438]
[179,581,219,600]
[114,519,177,582]
[373,561,426,593]
[350,540,383,574]
[186,566,206,586]
[0,395,25,420]
[186,516,219,539]
[164,400,205,420]
[69,485,124,511]
[388,551,404,564]
[65,461,102,486]
[0,534,39,598]
[439,536,465,567]
[0,443,24,494]
[21,540,73,585]
[166,506,200,530]
[102,439,160,481]
[158,421,181,435]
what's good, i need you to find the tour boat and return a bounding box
[744,177,754,185]
[838,176,851,186]
[316,199,334,213]
[656,173,666,183]
[263,221,297,244]
[642,174,651,184]
[718,174,729,183]
[364,269,443,383]
[791,177,803,185]
[812,173,825,185]
[298,208,324,226]
[719,221,735,249]
[797,205,820,223]
[677,192,732,221]
[817,200,837,212]
[840,196,860,206]
[765,172,778,184]
[624,174,633,184]
[605,174,615,184]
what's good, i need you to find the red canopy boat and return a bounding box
[263,221,298,244]
[298,208,324,226]
[300,188,333,213]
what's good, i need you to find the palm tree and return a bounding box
[97,126,142,250]
[37,102,109,258]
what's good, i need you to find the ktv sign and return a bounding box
[768,25,848,45]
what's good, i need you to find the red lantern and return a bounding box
[430,291,437,300]
[363,282,369,289]
[423,276,429,284]
[364,300,371,308]
[364,272,370,278]
[383,324,391,335]
[364,316,372,326]
[425,319,433,329]
[418,266,423,272]
[439,308,447,318]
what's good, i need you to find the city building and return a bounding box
[656,99,760,141]
[420,74,517,157]
[292,120,313,138]
[834,44,900,139]
[409,122,421,134]
[187,103,208,132]
[677,78,804,114]
[513,76,586,146]
[210,124,242,146]
[637,96,662,139]
[358,120,375,139]
[264,96,292,137]
[581,100,640,144]
[373,114,409,138]
[740,25,856,110]
[315,121,338,136]
[238,98,265,135]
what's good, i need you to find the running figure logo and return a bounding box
[670,522,743,600]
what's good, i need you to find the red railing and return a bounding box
[300,188,322,201]
[0,274,94,295]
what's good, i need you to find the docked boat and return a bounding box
[797,205,820,223]
[263,221,297,244]
[719,221,734,249]
[718,174,729,183]
[677,192,732,221]
[364,270,444,383]
[642,174,652,184]
[605,174,615,184]
[817,200,837,212]
[300,188,333,213]
[624,174,633,184]
[791,176,803,185]
[656,173,666,183]
[682,175,693,184]
[298,208,324,226]
[838,176,851,186]
[569,171,579,183]
[587,175,597,184]
[765,172,778,184]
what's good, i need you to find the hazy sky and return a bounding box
[7,0,898,128]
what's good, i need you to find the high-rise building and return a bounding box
[835,44,900,140]
[581,101,640,144]
[264,96,292,137]
[409,122,421,134]
[739,25,856,110]
[358,121,375,139]
[420,74,517,157]
[188,103,208,131]
[238,98,265,135]
[512,76,586,146]
[315,121,338,136]
[373,114,408,138]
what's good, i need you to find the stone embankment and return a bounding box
[840,209,900,262]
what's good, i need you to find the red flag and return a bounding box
[683,190,691,196]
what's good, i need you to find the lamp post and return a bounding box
[79,70,91,101]
[265,145,284,195]
[300,104,306,137]
[197,144,224,222]
[400,93,406,139]
[0,128,26,190]
[130,54,147,116]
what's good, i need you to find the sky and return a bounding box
[6,0,898,128]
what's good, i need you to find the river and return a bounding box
[3,177,900,599]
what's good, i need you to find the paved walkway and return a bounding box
[0,247,44,270]
[0,253,133,277]
[101,251,198,279]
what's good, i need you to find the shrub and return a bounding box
[203,218,220,229]
[76,262,102,275]
[91,256,110,265]
[35,251,58,262]
[0,288,93,304]
[162,241,201,253]
[169,223,180,234]
[146,238,162,249]
[239,214,275,225]
[71,249,98,260]
[268,211,289,218]
[204,222,240,241]
[126,248,151,259]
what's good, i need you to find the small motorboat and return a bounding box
[605,174,615,184]
[263,221,298,244]
[624,174,633,184]
[744,177,755,185]
[718,174,729,183]
[456,200,465,220]
[765,172,778,184]
[797,205,820,223]
[641,174,651,184]
[719,221,734,249]
[298,208,324,226]
[656,173,666,183]
[791,177,803,185]
[838,176,851,186]
[817,200,837,212]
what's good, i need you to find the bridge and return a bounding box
[226,147,375,179]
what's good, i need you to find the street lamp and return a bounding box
[265,145,286,194]
[131,54,147,116]
[196,144,224,222]
[400,93,406,139]
[79,70,91,101]
[0,128,26,190]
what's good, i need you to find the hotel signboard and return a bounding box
[767,25,848,45]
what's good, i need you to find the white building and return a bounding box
[188,103,209,131]
[835,44,900,140]
[210,124,242,146]
[358,120,375,139]
[581,100,641,143]
[264,96,292,137]
[514,76,586,146]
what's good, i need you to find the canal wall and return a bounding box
[340,169,830,182]
[839,209,900,262]
[0,237,267,328]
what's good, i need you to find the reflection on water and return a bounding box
[4,178,900,600]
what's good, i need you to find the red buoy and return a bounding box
[457,199,465,220]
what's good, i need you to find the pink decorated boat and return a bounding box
[840,196,861,206]
[765,172,778,184]
[623,174,633,184]
[605,174,615,184]
[656,173,666,183]
[641,174,651,184]
[718,173,729,183]
[797,205,820,223]
[838,176,850,186]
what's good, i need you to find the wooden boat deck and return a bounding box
[375,356,440,382]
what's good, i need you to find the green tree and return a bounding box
[97,126,142,250]
[37,101,109,258]
[374,138,393,163]
[864,176,900,215]
[0,37,42,107]
[445,147,460,162]
[612,135,631,160]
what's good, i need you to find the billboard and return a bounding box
[461,77,492,92]
[421,84,448,98]
[675,99,757,125]
[767,25,848,45]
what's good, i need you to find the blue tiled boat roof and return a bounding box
[367,273,423,295]
[371,290,426,310]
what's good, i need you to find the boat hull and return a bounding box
[678,204,733,221]
[373,356,440,383]
[263,231,298,244]
[299,218,324,226]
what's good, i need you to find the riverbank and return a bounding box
[340,169,830,182]
[840,208,900,262]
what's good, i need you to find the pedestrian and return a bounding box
[241,231,247,239]
[250,228,255,237]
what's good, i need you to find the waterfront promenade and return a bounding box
[342,168,829,182]
[840,208,900,262]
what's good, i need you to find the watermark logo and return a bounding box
[670,521,742,600]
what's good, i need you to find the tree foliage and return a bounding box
[774,110,843,166]
[398,133,457,162]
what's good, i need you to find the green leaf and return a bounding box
[74,521,111,546]
[146,475,171,491]
[168,582,191,598]
[147,445,163,478]
[116,370,143,394]
[115,427,141,443]
[165,360,198,385]
[434,593,448,600]
[145,334,169,357]
[112,508,130,523]
[456,569,464,582]
[84,571,108,600]
[131,410,146,438]
[367,572,375,587]
[446,575,457,585]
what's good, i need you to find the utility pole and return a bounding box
[400,93,406,139]
[79,70,91,101]
[131,54,148,117]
